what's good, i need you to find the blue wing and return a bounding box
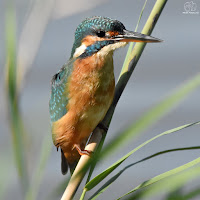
[49,59,74,122]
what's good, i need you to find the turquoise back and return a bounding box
[49,59,74,122]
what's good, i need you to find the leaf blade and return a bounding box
[85,121,200,191]
[118,158,200,199]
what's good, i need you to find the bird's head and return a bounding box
[71,16,162,59]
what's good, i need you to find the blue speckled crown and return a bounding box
[70,16,125,58]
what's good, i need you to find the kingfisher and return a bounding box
[49,16,162,175]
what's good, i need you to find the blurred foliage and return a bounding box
[5,0,53,199]
[25,134,52,200]
[3,0,200,200]
[5,1,29,194]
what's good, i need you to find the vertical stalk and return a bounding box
[61,0,168,199]
[5,1,29,194]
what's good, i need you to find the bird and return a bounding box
[49,16,162,175]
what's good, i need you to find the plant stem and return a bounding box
[62,0,168,199]
[80,189,87,200]
[5,1,29,194]
[120,0,148,80]
[87,0,168,181]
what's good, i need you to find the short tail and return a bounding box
[61,149,68,175]
[61,149,78,175]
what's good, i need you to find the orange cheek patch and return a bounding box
[107,31,119,37]
[82,35,106,46]
[82,35,97,46]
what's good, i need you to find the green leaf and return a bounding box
[88,146,200,200]
[84,121,200,192]
[118,158,200,200]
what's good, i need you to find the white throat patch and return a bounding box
[73,44,87,58]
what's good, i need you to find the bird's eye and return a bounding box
[96,30,105,37]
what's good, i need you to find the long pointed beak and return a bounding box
[114,29,163,43]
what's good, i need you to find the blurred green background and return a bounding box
[1,0,200,199]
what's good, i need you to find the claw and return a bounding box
[73,144,93,156]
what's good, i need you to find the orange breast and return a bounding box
[68,51,115,133]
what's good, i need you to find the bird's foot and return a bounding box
[73,144,93,156]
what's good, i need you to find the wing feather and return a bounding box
[49,59,75,122]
